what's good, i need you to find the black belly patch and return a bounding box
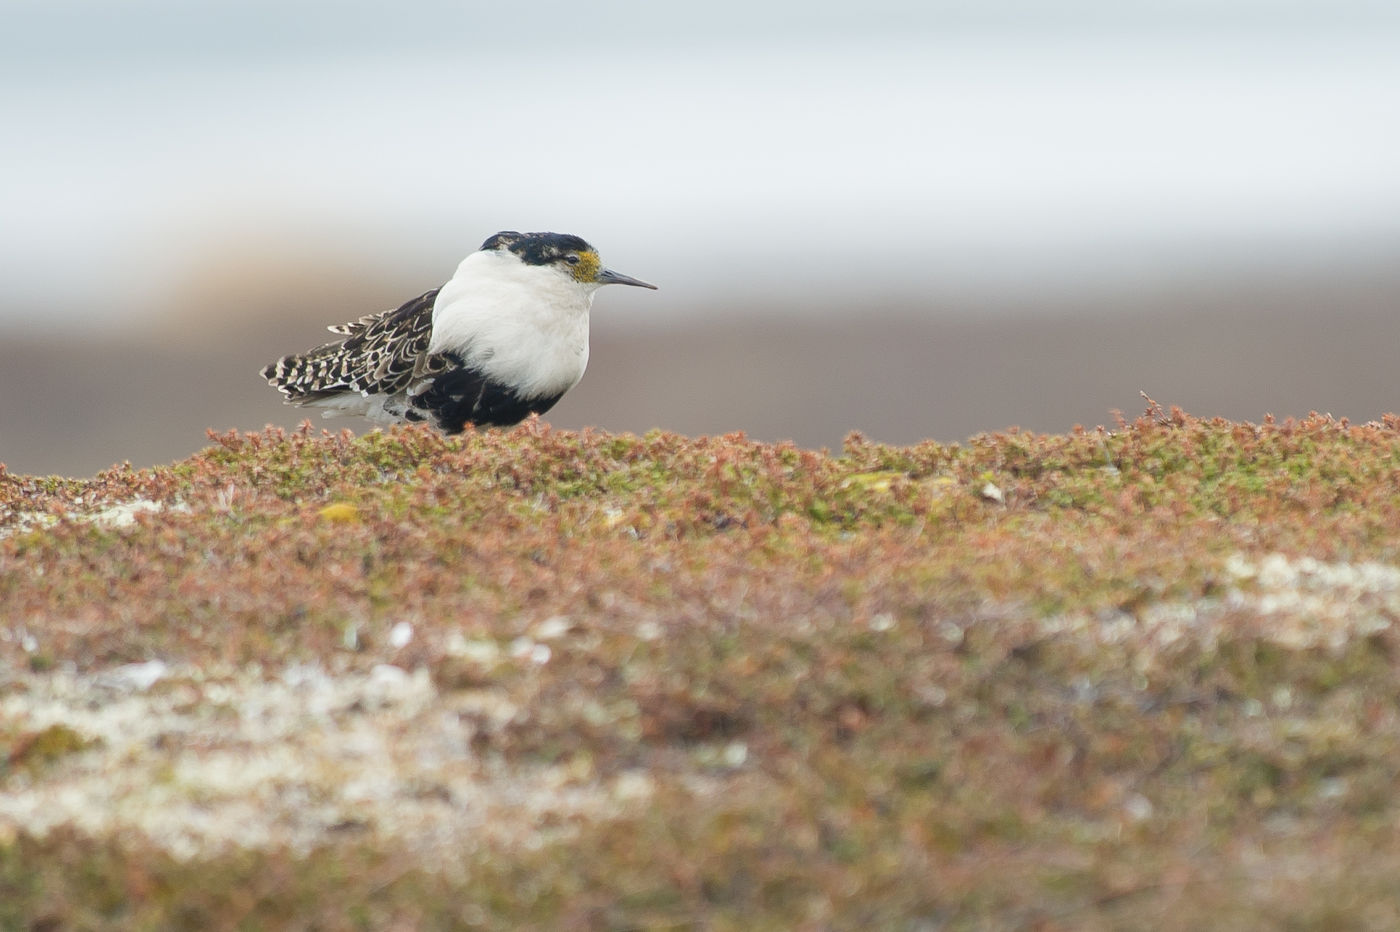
[409,359,566,433]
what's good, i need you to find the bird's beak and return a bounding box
[597,268,658,289]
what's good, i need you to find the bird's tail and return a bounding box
[259,342,350,403]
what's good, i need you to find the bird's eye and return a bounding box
[565,255,580,265]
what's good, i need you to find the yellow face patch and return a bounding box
[570,250,602,283]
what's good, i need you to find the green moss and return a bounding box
[4,724,99,776]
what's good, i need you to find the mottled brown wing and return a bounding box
[261,289,452,400]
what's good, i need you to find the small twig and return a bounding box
[1139,391,1172,426]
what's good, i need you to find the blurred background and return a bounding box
[3,0,1399,476]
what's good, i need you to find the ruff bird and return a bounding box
[260,231,656,431]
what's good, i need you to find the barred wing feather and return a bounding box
[261,289,450,401]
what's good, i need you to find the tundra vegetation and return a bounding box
[4,402,1400,929]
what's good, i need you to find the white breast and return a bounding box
[427,250,595,401]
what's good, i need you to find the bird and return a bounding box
[260,231,656,432]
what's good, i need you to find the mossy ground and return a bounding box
[5,406,1400,929]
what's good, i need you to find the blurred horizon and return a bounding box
[3,1,1399,474]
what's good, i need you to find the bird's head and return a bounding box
[480,231,657,292]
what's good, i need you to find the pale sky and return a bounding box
[3,1,1399,328]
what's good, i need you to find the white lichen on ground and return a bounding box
[0,661,654,866]
[3,550,1396,867]
[1046,552,1399,657]
[0,498,186,539]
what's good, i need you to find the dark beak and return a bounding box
[597,268,658,289]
